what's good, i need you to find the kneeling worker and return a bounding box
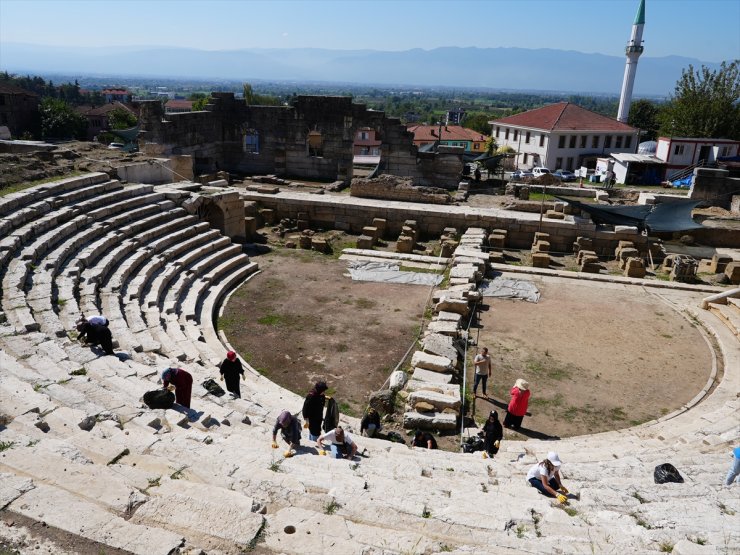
[317,426,357,459]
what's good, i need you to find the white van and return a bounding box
[532,167,551,177]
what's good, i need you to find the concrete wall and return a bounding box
[138,94,463,188]
[690,167,739,209]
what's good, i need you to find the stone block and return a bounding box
[440,240,457,258]
[531,240,550,253]
[372,218,387,238]
[725,261,740,284]
[244,217,257,238]
[408,390,460,411]
[489,251,506,264]
[442,227,458,239]
[396,235,414,254]
[258,208,275,225]
[553,202,565,213]
[580,262,603,273]
[296,219,310,231]
[411,367,453,384]
[624,257,646,278]
[299,235,312,249]
[488,234,506,248]
[402,411,457,430]
[545,210,565,220]
[356,235,374,249]
[311,238,328,253]
[580,255,600,266]
[532,252,550,268]
[410,351,453,373]
[614,225,638,234]
[426,320,459,337]
[534,232,550,243]
[709,254,733,273]
[421,332,458,361]
[362,226,378,242]
[434,297,469,316]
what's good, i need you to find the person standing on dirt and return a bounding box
[473,347,492,397]
[482,410,503,457]
[302,381,328,441]
[526,451,569,504]
[219,350,245,398]
[504,378,530,429]
[272,410,302,457]
[161,367,193,409]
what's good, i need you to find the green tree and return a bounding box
[39,98,87,140]
[462,112,493,135]
[484,136,498,155]
[628,99,661,141]
[108,107,137,130]
[191,96,209,111]
[658,60,740,139]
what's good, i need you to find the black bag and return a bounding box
[462,436,485,453]
[323,397,339,432]
[202,378,226,397]
[653,463,684,484]
[143,389,175,410]
[386,431,406,445]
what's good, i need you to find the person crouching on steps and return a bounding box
[161,367,193,410]
[219,350,245,398]
[272,410,301,458]
[317,426,357,459]
[527,451,569,504]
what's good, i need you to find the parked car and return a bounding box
[553,169,577,182]
[107,142,125,150]
[532,167,551,177]
[511,169,534,181]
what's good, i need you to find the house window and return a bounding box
[566,157,574,170]
[307,130,323,157]
[615,136,623,148]
[360,131,369,140]
[525,131,530,144]
[244,131,259,154]
[539,134,545,147]
[592,136,599,149]
[496,126,500,138]
[604,136,612,148]
[473,143,480,150]
[625,136,632,149]
[674,144,685,155]
[579,135,587,148]
[523,153,528,164]
[505,128,510,140]
[558,136,565,148]
[555,157,563,169]
[569,136,576,148]
[513,130,519,141]
[720,146,730,156]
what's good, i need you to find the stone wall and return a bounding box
[351,175,451,204]
[138,94,463,188]
[116,159,176,184]
[690,167,740,209]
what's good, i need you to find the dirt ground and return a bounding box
[468,275,713,440]
[221,234,714,449]
[220,245,431,419]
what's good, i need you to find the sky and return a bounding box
[0,0,738,63]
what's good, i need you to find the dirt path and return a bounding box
[221,247,431,417]
[468,275,713,440]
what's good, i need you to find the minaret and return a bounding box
[617,0,645,123]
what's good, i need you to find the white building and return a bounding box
[655,137,740,178]
[490,102,639,172]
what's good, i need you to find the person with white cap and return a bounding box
[504,378,530,429]
[526,451,569,504]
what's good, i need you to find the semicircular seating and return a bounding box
[0,173,737,554]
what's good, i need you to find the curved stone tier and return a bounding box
[0,174,737,554]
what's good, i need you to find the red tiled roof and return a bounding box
[492,102,635,132]
[102,89,128,95]
[406,125,488,143]
[76,102,136,117]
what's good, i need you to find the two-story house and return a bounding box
[490,102,639,171]
[406,124,488,154]
[0,83,40,138]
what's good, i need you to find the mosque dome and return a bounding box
[638,140,657,155]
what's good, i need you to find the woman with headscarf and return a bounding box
[161,367,193,409]
[504,378,530,430]
[271,410,302,457]
[302,381,328,441]
[219,350,245,398]
[482,410,503,457]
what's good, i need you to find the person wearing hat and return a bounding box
[504,378,530,429]
[725,446,740,486]
[272,410,302,457]
[526,451,569,504]
[219,350,245,398]
[482,410,503,458]
[161,367,193,409]
[302,381,328,441]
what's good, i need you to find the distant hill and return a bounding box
[0,43,722,96]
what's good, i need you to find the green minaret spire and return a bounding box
[634,0,645,25]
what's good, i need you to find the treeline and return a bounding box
[0,72,108,106]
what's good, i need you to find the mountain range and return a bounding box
[0,43,723,96]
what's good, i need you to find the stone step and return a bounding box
[708,302,740,337]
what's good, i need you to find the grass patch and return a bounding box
[324,500,341,515]
[268,458,284,473]
[338,401,358,417]
[26,439,39,447]
[147,476,161,489]
[257,312,286,326]
[658,540,674,553]
[0,171,85,198]
[170,466,186,480]
[244,518,267,552]
[0,441,16,452]
[354,298,377,309]
[516,524,527,538]
[107,448,130,466]
[530,509,542,537]
[718,502,735,516]
[69,368,87,376]
[631,491,648,504]
[421,505,431,518]
[563,506,578,517]
[631,512,652,529]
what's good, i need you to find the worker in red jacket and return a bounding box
[504,378,530,429]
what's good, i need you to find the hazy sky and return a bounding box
[1,0,738,62]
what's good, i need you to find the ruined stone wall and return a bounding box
[138,94,463,187]
[690,167,739,209]
[351,175,451,204]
